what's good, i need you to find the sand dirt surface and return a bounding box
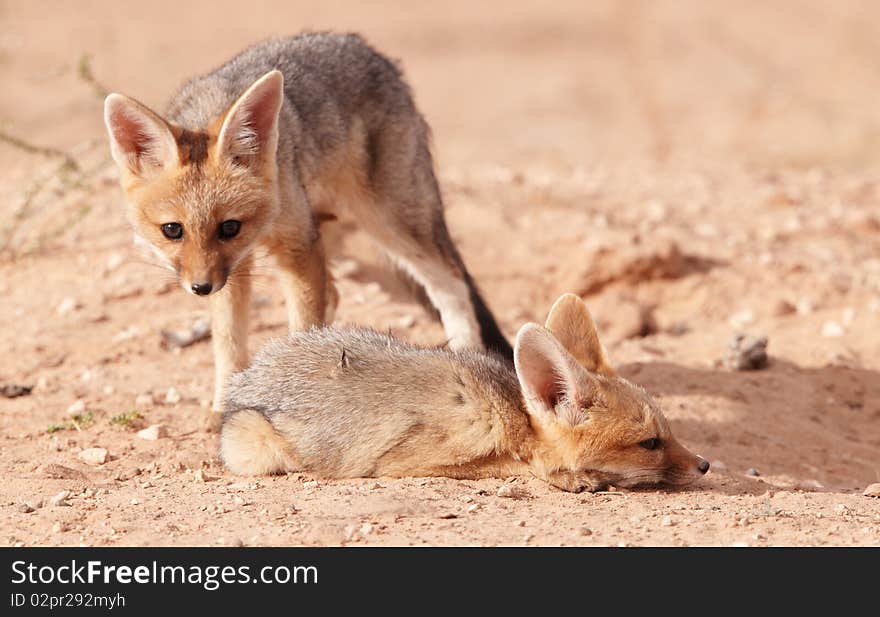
[1,1,879,546]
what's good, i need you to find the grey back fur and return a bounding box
[165,32,420,178]
[223,327,522,477]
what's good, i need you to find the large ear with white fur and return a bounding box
[216,70,284,168]
[104,94,179,176]
[544,293,615,376]
[514,323,599,425]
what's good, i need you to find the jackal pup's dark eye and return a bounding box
[218,220,241,239]
[161,222,183,240]
[639,437,661,450]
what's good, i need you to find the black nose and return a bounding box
[191,282,213,295]
[697,459,710,474]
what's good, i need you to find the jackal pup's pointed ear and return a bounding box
[216,70,284,169]
[104,94,180,176]
[544,293,615,376]
[514,323,601,426]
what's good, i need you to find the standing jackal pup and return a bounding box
[221,294,709,491]
[103,33,511,413]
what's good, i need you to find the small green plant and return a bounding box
[46,411,94,434]
[109,410,144,428]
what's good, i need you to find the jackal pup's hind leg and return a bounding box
[351,122,512,359]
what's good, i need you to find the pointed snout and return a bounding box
[181,277,226,296]
[697,457,710,474]
[663,441,711,486]
[191,281,213,296]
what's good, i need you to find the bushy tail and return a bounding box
[462,270,513,361]
[220,409,297,475]
[391,259,513,361]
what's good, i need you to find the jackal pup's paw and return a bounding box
[545,470,613,493]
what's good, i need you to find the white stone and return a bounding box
[66,400,86,415]
[863,483,880,498]
[164,387,181,405]
[728,309,754,328]
[821,321,844,338]
[48,491,71,507]
[78,447,108,465]
[136,424,168,441]
[57,297,80,316]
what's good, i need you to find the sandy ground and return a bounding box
[1,0,879,546]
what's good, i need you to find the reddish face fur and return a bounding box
[105,71,284,296]
[567,377,705,488]
[123,149,278,294]
[516,294,708,492]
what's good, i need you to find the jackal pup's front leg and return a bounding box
[210,266,252,415]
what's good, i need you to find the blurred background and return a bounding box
[1,1,879,547]
[3,0,880,173]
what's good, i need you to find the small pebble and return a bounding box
[164,387,182,405]
[78,447,108,466]
[661,515,675,527]
[160,318,211,350]
[728,309,755,328]
[47,436,62,452]
[57,297,81,316]
[863,483,880,498]
[195,469,218,483]
[744,468,760,477]
[137,424,168,441]
[496,484,527,499]
[821,321,844,338]
[1,383,33,398]
[48,491,71,507]
[796,297,815,315]
[135,393,154,407]
[724,334,768,370]
[66,399,86,415]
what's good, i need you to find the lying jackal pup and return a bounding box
[103,33,511,413]
[221,294,709,491]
